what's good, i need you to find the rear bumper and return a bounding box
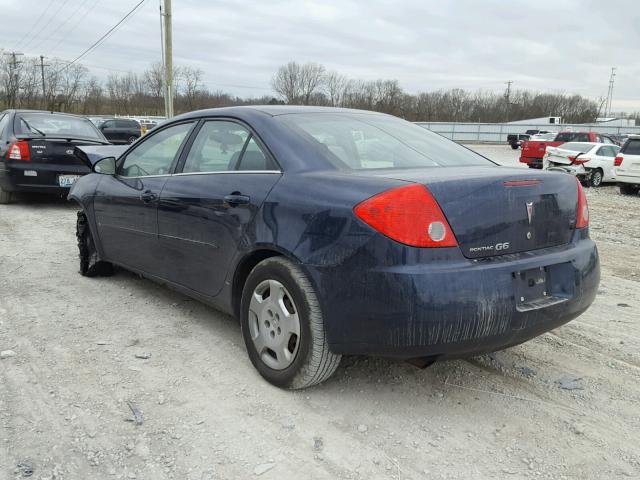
[308,230,599,359]
[616,173,640,186]
[0,161,90,194]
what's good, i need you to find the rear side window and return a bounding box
[622,139,640,155]
[182,121,250,173]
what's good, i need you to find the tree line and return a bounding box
[0,53,635,124]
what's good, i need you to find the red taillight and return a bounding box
[353,184,457,247]
[7,141,30,161]
[575,178,589,229]
[614,156,623,167]
[568,156,590,165]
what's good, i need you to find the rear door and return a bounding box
[594,145,618,180]
[157,119,281,297]
[93,121,196,273]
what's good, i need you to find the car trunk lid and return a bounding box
[18,137,107,166]
[358,166,578,259]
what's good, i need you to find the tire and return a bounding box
[619,183,640,196]
[76,211,114,277]
[0,186,11,204]
[510,144,519,150]
[127,136,137,144]
[240,257,341,389]
[589,169,603,188]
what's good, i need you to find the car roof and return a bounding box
[6,109,90,119]
[173,105,387,122]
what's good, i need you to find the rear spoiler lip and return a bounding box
[14,134,110,144]
[73,145,129,168]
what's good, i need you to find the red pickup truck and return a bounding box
[520,131,617,168]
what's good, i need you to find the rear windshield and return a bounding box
[16,113,103,140]
[557,143,594,153]
[555,132,590,142]
[622,139,640,155]
[277,113,491,169]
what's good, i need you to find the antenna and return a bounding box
[605,67,616,118]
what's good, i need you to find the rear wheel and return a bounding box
[76,211,113,277]
[240,257,341,389]
[0,186,11,204]
[127,136,137,144]
[589,169,603,187]
[619,183,640,196]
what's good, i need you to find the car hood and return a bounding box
[74,145,128,168]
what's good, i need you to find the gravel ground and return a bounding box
[1,144,639,480]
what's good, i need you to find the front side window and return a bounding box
[120,122,193,177]
[182,121,250,173]
[277,113,490,170]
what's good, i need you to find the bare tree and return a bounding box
[272,61,326,104]
[181,66,204,110]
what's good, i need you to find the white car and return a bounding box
[543,142,620,187]
[615,135,640,195]
[530,132,557,141]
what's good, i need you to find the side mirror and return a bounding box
[93,156,116,175]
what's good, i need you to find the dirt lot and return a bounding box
[1,145,639,480]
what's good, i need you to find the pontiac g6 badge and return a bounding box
[526,201,533,240]
[526,201,534,224]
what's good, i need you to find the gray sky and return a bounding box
[1,0,639,112]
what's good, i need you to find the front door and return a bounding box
[157,119,281,297]
[93,121,195,274]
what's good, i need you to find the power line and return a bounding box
[45,0,101,56]
[57,0,148,73]
[11,0,56,50]
[22,0,74,51]
[32,0,95,52]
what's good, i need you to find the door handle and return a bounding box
[140,190,157,203]
[224,193,250,206]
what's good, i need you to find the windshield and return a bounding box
[277,113,492,170]
[16,113,104,140]
[557,143,594,153]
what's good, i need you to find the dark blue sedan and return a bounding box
[69,106,599,389]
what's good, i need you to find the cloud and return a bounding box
[2,0,639,111]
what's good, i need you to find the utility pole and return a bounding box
[39,55,49,110]
[162,0,174,118]
[604,67,616,118]
[4,51,24,108]
[504,80,513,123]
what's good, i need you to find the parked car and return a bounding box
[507,129,552,149]
[615,134,640,195]
[98,118,142,144]
[529,132,557,141]
[520,131,617,169]
[0,109,111,204]
[69,106,600,389]
[543,142,620,187]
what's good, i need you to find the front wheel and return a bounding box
[76,211,113,277]
[589,169,603,187]
[240,257,341,389]
[510,144,519,150]
[0,186,12,204]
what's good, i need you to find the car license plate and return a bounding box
[58,175,81,187]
